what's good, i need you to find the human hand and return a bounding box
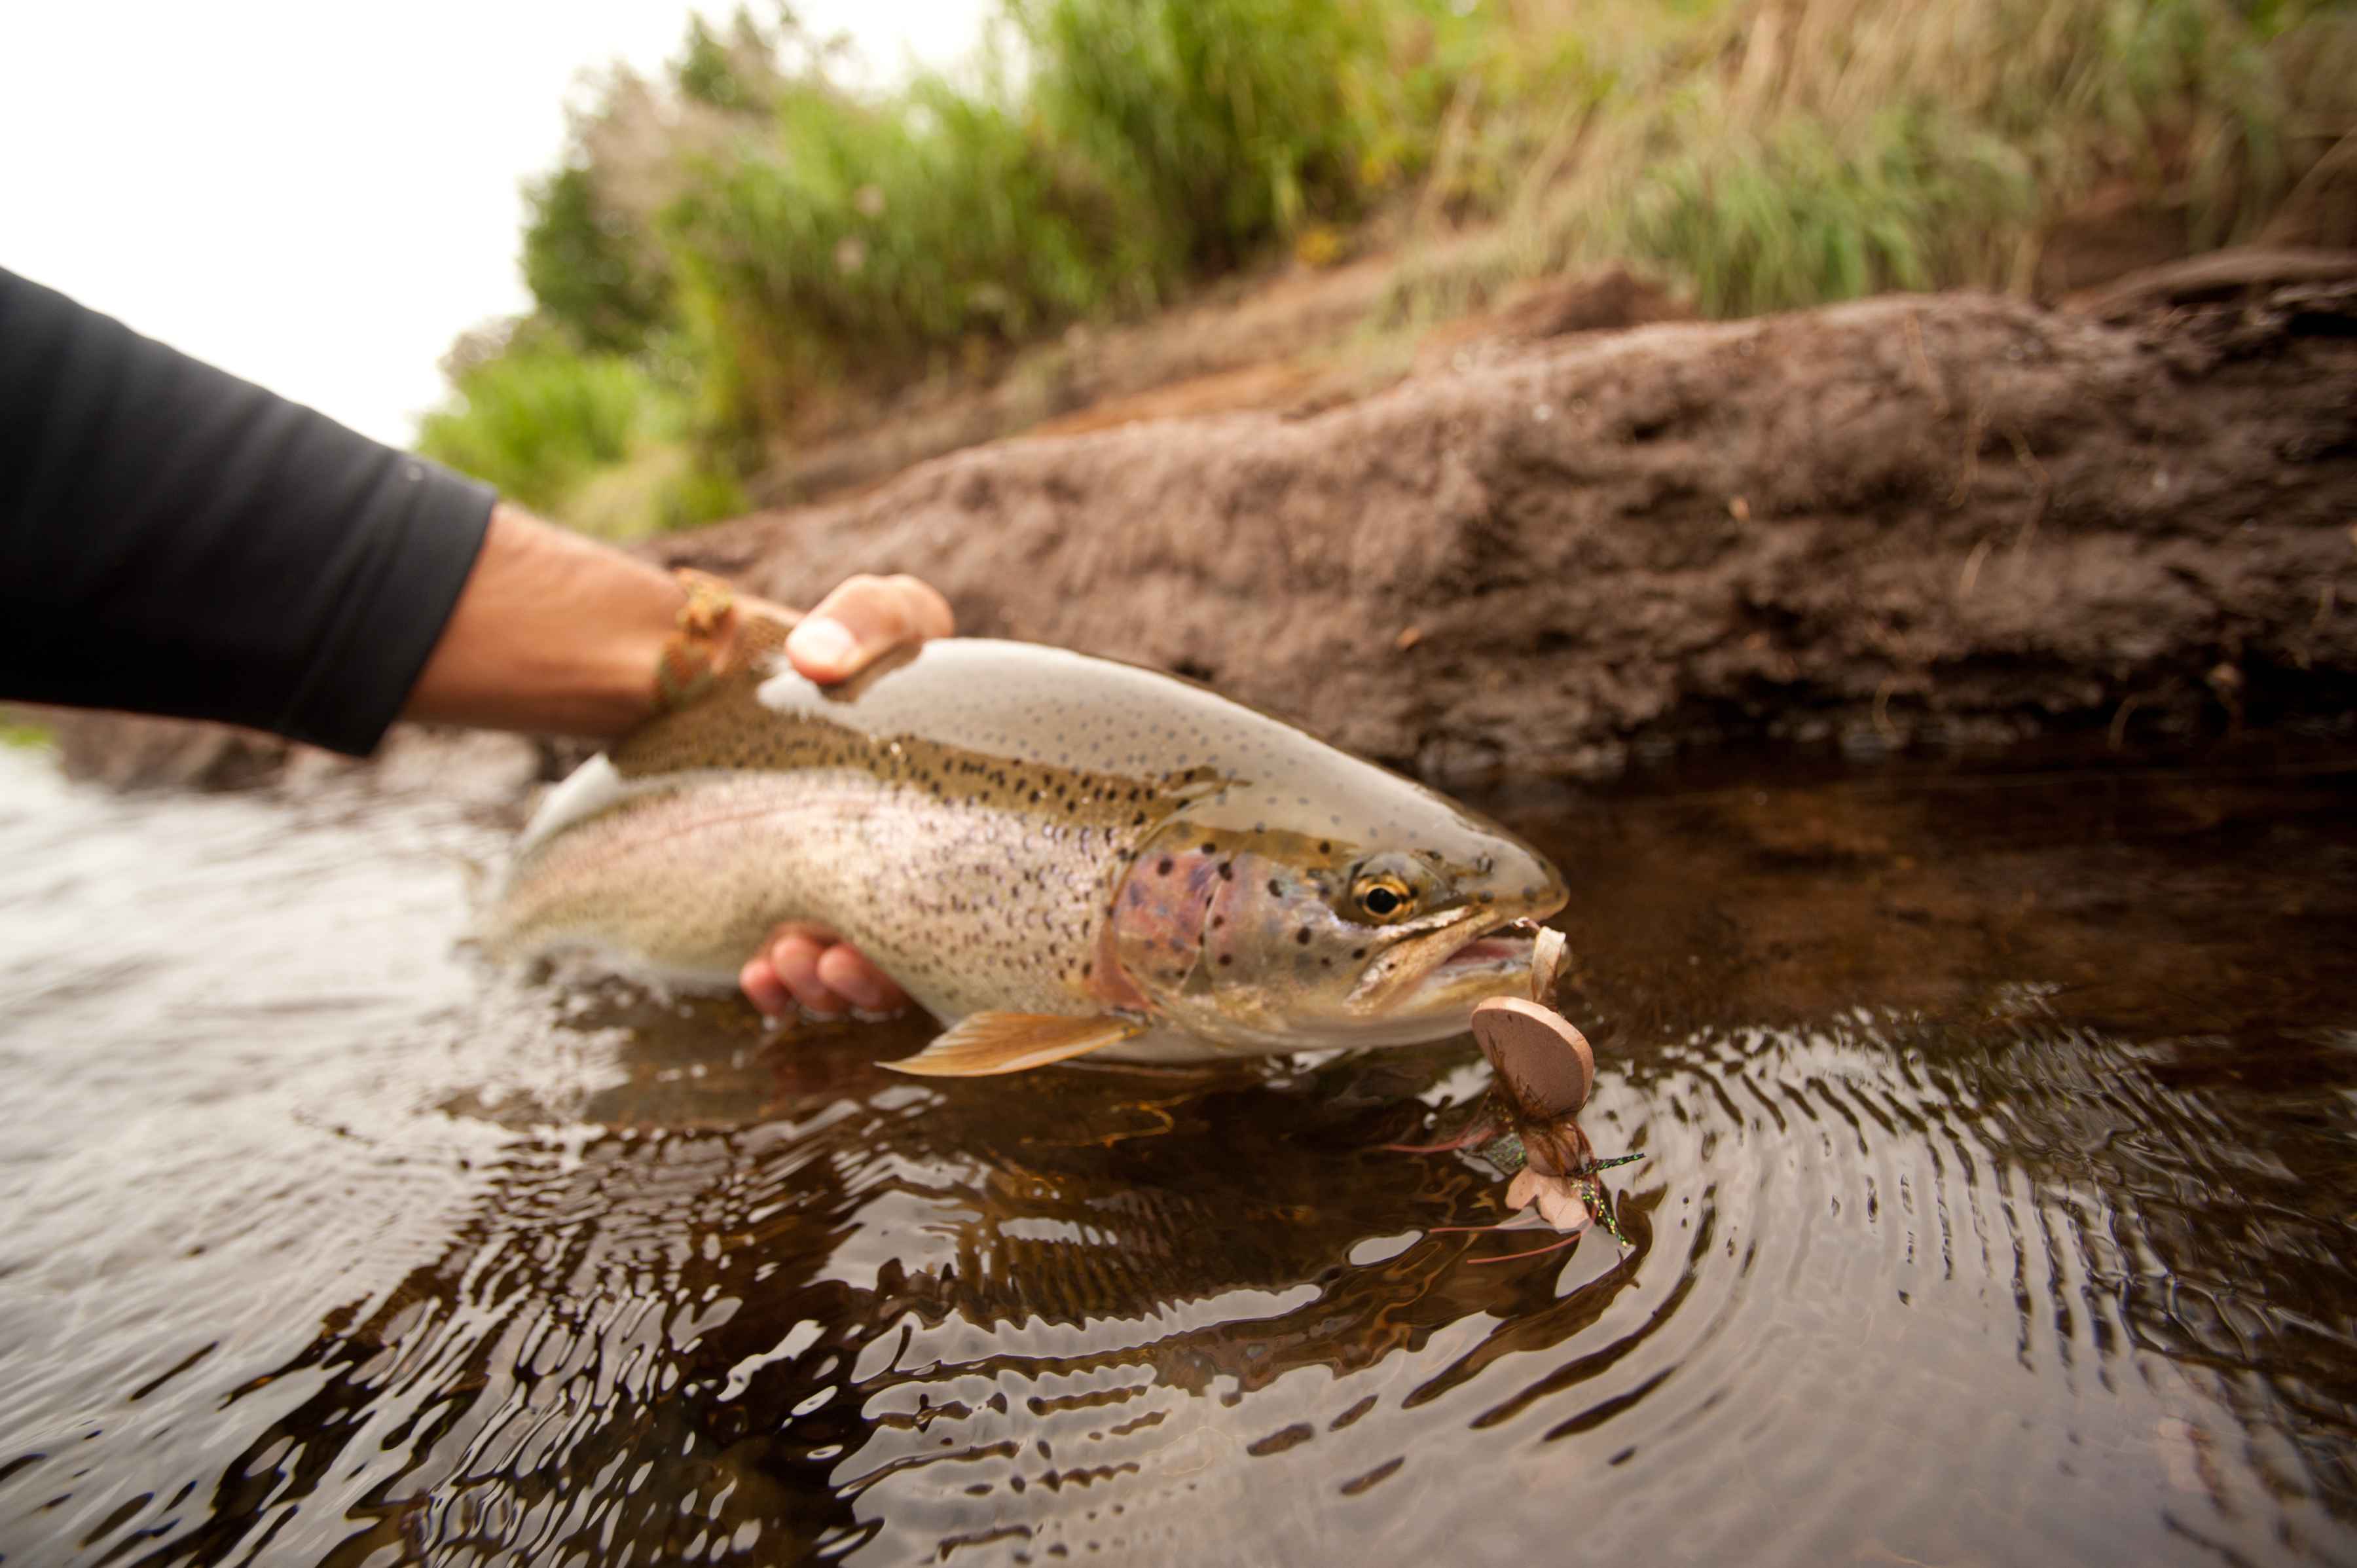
[739,574,954,1019]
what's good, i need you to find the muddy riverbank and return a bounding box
[665,249,2357,784]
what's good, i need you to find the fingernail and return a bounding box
[789,617,857,678]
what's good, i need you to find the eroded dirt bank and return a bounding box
[662,251,2357,780]
[41,251,2357,790]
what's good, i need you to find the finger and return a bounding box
[768,932,849,1017]
[814,945,909,1014]
[739,955,793,1017]
[786,574,957,684]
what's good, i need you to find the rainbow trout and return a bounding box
[480,636,1567,1074]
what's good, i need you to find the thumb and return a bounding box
[785,574,956,684]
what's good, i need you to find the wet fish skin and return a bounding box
[481,637,1567,1067]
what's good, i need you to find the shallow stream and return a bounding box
[3,741,2354,1565]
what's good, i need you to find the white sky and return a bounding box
[1,1,992,447]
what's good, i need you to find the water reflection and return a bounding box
[1,748,2354,1564]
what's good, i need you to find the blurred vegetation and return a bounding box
[665,66,1154,440]
[1012,0,1398,268]
[1387,0,2357,319]
[417,325,744,538]
[519,166,673,356]
[418,0,2357,537]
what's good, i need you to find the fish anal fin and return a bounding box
[885,1012,1148,1077]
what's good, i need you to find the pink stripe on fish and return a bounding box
[1108,843,1230,996]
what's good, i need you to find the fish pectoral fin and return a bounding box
[884,1013,1150,1077]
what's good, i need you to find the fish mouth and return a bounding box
[1349,911,1546,1014]
[1422,915,1557,993]
[1433,926,1539,978]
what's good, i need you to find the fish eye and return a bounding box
[1351,873,1417,922]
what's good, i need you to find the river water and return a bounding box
[2,740,2354,1565]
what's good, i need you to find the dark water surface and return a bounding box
[4,742,2356,1565]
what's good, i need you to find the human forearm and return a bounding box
[401,504,728,740]
[401,504,957,744]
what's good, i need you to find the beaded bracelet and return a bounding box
[653,568,742,714]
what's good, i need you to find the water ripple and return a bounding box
[3,751,2356,1563]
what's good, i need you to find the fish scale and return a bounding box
[492,767,1133,1015]
[481,637,1567,1070]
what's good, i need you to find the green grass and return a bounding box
[414,342,741,538]
[664,68,1154,435]
[521,164,673,356]
[1390,0,2357,321]
[656,0,1424,434]
[422,0,2357,536]
[1616,108,2037,316]
[1011,0,1399,267]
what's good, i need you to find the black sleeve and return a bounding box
[0,266,495,756]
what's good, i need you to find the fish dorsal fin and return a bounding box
[885,1013,1149,1077]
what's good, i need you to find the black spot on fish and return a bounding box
[1218,955,1232,966]
[1352,947,1367,959]
[1296,929,1311,945]
[1267,879,1283,897]
[1319,841,1332,854]
[1199,841,1216,855]
[1158,858,1175,875]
